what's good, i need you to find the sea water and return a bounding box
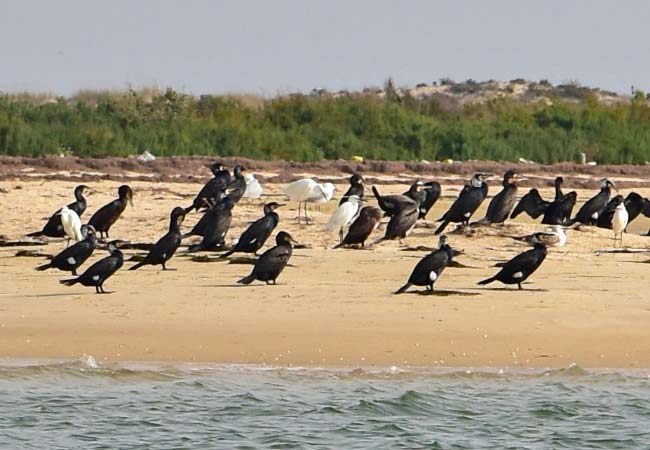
[1,358,649,449]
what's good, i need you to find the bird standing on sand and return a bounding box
[480,170,520,224]
[60,206,83,247]
[187,161,231,213]
[220,202,283,258]
[418,181,442,220]
[88,185,134,239]
[326,195,361,244]
[130,207,186,271]
[60,240,124,293]
[35,225,97,275]
[611,197,628,247]
[510,177,576,225]
[334,206,382,248]
[284,179,333,223]
[27,184,90,238]
[243,173,263,199]
[478,233,548,290]
[566,178,615,226]
[237,231,296,285]
[339,173,364,206]
[225,165,248,204]
[395,235,454,294]
[371,186,419,244]
[435,173,490,234]
[187,196,234,252]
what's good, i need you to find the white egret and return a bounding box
[326,195,361,244]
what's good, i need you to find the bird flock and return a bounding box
[27,162,650,294]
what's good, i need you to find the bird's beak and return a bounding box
[276,203,285,208]
[177,214,186,226]
[128,193,134,207]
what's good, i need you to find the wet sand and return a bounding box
[1,173,650,369]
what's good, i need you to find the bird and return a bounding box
[478,234,548,290]
[611,197,628,247]
[183,192,227,238]
[510,180,578,225]
[334,206,382,248]
[284,179,333,223]
[395,234,454,294]
[435,173,490,234]
[372,185,415,217]
[506,225,567,248]
[479,170,521,224]
[60,240,125,293]
[566,178,616,226]
[225,165,248,204]
[622,192,650,226]
[35,225,97,275]
[339,173,364,206]
[220,202,283,258]
[326,195,361,244]
[27,184,90,238]
[187,196,234,252]
[237,231,296,285]
[186,161,231,213]
[243,173,263,199]
[60,206,83,247]
[129,207,186,271]
[88,185,133,239]
[402,180,425,209]
[417,181,442,219]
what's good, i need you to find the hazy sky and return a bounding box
[2,0,649,96]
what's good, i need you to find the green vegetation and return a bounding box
[1,82,650,163]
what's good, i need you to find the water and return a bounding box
[1,359,650,449]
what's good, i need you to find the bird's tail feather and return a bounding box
[237,274,255,285]
[434,220,449,235]
[188,243,203,253]
[35,263,51,271]
[60,278,78,286]
[27,231,43,237]
[129,261,145,271]
[394,283,411,294]
[478,276,496,286]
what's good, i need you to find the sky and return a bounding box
[1,0,649,96]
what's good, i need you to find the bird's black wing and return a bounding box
[372,186,412,216]
[511,189,548,219]
[409,249,450,285]
[88,200,125,232]
[192,178,227,210]
[77,256,121,284]
[440,186,485,222]
[145,232,182,264]
[51,241,94,269]
[342,207,380,245]
[496,248,544,279]
[385,205,418,239]
[596,199,618,229]
[236,217,275,251]
[253,245,292,276]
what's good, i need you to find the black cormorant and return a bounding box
[418,181,442,219]
[27,184,90,238]
[129,207,186,270]
[373,195,419,244]
[220,202,283,258]
[620,192,650,231]
[334,206,382,248]
[403,180,426,209]
[566,178,615,225]
[372,186,415,217]
[237,231,295,285]
[510,177,577,225]
[35,225,97,275]
[435,173,490,234]
[478,234,548,290]
[596,195,625,229]
[225,165,247,204]
[480,170,521,224]
[339,173,365,206]
[187,162,230,213]
[88,185,133,239]
[187,196,234,252]
[395,235,454,294]
[60,240,124,293]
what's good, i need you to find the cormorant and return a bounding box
[372,186,416,217]
[435,173,490,234]
[418,181,442,219]
[220,202,283,258]
[60,240,124,293]
[88,185,133,239]
[187,196,234,252]
[566,178,615,225]
[622,192,650,225]
[596,195,625,229]
[395,235,454,294]
[35,225,97,275]
[334,206,382,248]
[403,180,426,209]
[129,207,186,270]
[225,165,247,204]
[510,188,548,220]
[478,234,548,290]
[339,173,364,206]
[326,195,361,244]
[237,231,295,285]
[27,184,90,238]
[187,162,230,213]
[183,192,227,238]
[373,195,419,244]
[480,170,521,224]
[510,177,577,225]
